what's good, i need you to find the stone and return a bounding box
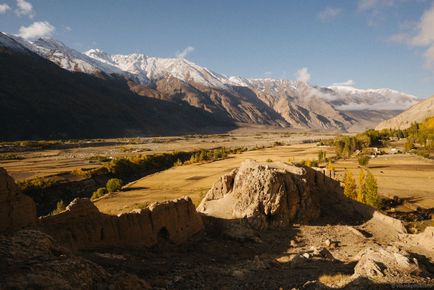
[197,160,338,230]
[0,230,149,289]
[324,239,331,247]
[0,167,36,232]
[39,196,204,251]
[353,247,422,282]
[290,239,298,247]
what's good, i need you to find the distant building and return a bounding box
[390,148,399,154]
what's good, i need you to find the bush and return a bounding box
[106,178,123,193]
[91,187,108,201]
[50,200,66,215]
[266,158,273,162]
[358,154,370,166]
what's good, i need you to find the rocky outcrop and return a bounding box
[0,167,36,232]
[353,246,424,283]
[39,197,204,251]
[0,230,151,289]
[197,160,350,230]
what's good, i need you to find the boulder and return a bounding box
[0,230,150,289]
[39,197,204,250]
[0,167,36,232]
[197,160,345,230]
[353,246,422,282]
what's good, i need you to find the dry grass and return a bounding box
[319,273,353,288]
[333,154,434,211]
[95,143,335,214]
[1,132,333,181]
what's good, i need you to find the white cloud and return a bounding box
[15,0,33,17]
[389,3,434,68]
[295,67,311,83]
[318,7,342,22]
[332,80,356,86]
[176,46,194,58]
[65,26,72,32]
[0,3,10,14]
[18,21,55,40]
[358,0,395,11]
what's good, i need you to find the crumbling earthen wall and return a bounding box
[39,197,204,251]
[0,168,36,232]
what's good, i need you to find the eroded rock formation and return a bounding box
[197,160,351,230]
[39,197,204,251]
[0,167,36,232]
[0,230,151,289]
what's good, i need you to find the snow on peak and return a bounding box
[85,49,230,88]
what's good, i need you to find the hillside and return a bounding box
[0,32,421,139]
[0,35,234,141]
[375,95,434,130]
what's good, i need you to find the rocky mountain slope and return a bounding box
[0,32,421,138]
[0,33,234,140]
[376,95,434,130]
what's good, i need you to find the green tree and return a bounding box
[106,178,123,193]
[357,169,366,203]
[365,171,381,209]
[358,154,370,167]
[343,170,357,200]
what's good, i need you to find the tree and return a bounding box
[358,154,370,167]
[318,150,326,163]
[404,138,415,152]
[343,170,357,200]
[365,171,381,209]
[106,178,123,193]
[357,169,366,203]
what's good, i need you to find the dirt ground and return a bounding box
[81,214,434,289]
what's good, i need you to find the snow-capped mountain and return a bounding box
[0,32,421,132]
[85,49,229,88]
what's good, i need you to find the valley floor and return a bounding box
[95,143,434,218]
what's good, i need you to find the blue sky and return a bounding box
[1,0,434,98]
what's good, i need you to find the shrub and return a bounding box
[91,187,108,201]
[326,161,335,171]
[358,154,370,166]
[17,176,58,191]
[266,158,273,162]
[50,200,66,215]
[106,178,123,193]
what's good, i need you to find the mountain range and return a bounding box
[0,32,421,140]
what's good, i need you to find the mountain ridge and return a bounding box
[375,95,434,130]
[0,32,423,137]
